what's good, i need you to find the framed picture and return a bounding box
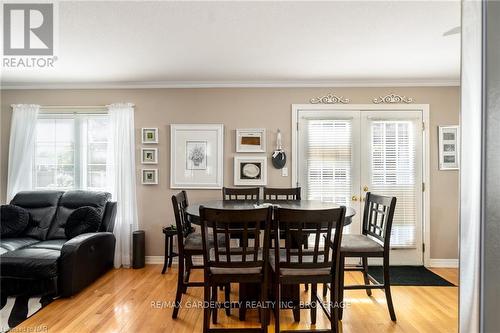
[171,124,224,189]
[234,155,267,186]
[141,148,158,164]
[438,125,460,170]
[142,169,158,185]
[236,128,266,153]
[142,128,158,144]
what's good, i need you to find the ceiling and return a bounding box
[1,1,461,88]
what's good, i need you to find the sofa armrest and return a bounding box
[59,232,116,297]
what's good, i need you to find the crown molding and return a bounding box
[0,79,460,90]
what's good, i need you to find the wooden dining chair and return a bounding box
[271,206,346,333]
[199,206,272,333]
[171,191,230,319]
[263,186,310,294]
[263,187,301,201]
[222,187,260,201]
[338,192,397,321]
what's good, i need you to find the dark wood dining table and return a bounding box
[185,200,356,322]
[185,200,355,224]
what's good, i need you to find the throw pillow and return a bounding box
[1,205,30,238]
[64,206,101,239]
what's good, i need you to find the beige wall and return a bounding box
[0,87,459,259]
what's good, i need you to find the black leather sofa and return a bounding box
[0,190,117,298]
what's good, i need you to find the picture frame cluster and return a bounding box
[234,128,267,186]
[141,128,158,185]
[438,125,460,170]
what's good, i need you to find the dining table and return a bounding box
[185,199,356,322]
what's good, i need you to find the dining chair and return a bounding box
[199,206,272,333]
[271,206,346,333]
[263,186,311,293]
[338,192,397,321]
[171,191,230,319]
[222,187,260,201]
[263,187,301,201]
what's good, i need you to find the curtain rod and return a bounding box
[39,105,106,109]
[39,105,108,114]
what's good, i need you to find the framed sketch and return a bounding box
[234,155,267,186]
[142,128,158,144]
[236,128,266,153]
[142,169,158,185]
[141,148,158,164]
[186,141,207,170]
[171,124,224,189]
[438,126,460,170]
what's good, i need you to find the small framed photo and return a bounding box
[234,155,267,186]
[142,128,158,144]
[438,126,460,170]
[236,128,266,153]
[142,169,158,185]
[141,148,158,164]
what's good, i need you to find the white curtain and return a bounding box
[106,103,139,268]
[6,104,39,202]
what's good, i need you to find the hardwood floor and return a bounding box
[15,265,458,333]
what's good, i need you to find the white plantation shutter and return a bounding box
[370,120,418,248]
[305,119,353,231]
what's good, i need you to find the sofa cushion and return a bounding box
[64,206,101,239]
[0,248,60,279]
[1,205,30,238]
[10,191,64,240]
[47,190,111,240]
[29,239,67,251]
[0,237,39,253]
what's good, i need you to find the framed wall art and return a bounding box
[438,125,460,170]
[141,148,158,164]
[234,155,267,186]
[142,128,158,144]
[170,124,224,189]
[236,128,266,153]
[142,169,158,185]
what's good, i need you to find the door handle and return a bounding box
[351,195,359,201]
[363,185,369,192]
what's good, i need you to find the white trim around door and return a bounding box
[291,104,431,267]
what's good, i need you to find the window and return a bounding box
[34,113,109,191]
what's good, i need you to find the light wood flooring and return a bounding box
[14,265,458,333]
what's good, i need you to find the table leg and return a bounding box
[161,234,169,274]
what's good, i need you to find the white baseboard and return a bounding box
[145,256,166,264]
[145,256,203,265]
[428,259,459,268]
[146,256,458,268]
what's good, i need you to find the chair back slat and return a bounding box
[200,207,272,270]
[274,207,345,271]
[263,187,301,201]
[222,187,260,201]
[171,191,192,255]
[362,192,397,249]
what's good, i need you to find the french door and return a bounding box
[296,109,424,265]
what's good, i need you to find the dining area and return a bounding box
[166,187,397,333]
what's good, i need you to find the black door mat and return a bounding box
[366,266,456,286]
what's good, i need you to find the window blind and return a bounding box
[305,119,353,232]
[370,120,417,248]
